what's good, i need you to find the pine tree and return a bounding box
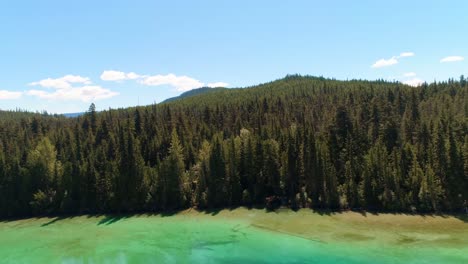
[418,165,443,212]
[262,139,281,197]
[27,137,61,214]
[194,141,211,209]
[446,128,464,209]
[207,136,226,208]
[158,130,185,210]
[87,103,97,133]
[463,136,468,198]
[408,149,424,211]
[227,138,241,206]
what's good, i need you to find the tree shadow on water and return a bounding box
[3,206,465,227]
[41,216,70,227]
[97,215,129,226]
[38,214,131,227]
[310,207,468,223]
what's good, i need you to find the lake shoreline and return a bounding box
[1,206,467,223]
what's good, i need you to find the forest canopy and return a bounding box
[0,75,467,217]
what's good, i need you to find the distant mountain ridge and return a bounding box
[161,87,225,103]
[63,112,85,118]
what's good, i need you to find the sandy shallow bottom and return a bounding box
[0,208,466,263]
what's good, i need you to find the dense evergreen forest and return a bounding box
[0,75,467,218]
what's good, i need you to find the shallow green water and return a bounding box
[0,212,466,264]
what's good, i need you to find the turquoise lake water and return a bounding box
[0,210,466,263]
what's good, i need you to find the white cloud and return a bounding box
[27,86,118,102]
[101,70,228,91]
[140,74,229,91]
[28,74,118,102]
[100,70,141,81]
[141,74,204,91]
[0,90,22,99]
[140,74,205,91]
[126,72,141,80]
[400,52,415,57]
[440,56,464,63]
[403,78,425,87]
[29,75,91,89]
[372,51,415,68]
[207,82,229,88]
[403,72,416,77]
[372,57,399,68]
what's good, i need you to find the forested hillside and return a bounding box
[0,75,467,218]
[161,87,225,103]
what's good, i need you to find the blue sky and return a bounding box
[1,0,467,113]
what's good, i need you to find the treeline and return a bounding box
[0,75,467,217]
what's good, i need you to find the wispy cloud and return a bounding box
[29,75,91,89]
[0,90,22,100]
[440,56,464,63]
[27,75,118,102]
[100,70,141,81]
[403,78,425,87]
[140,74,205,91]
[206,82,229,88]
[101,70,228,91]
[372,57,398,68]
[399,52,415,57]
[371,51,415,68]
[400,72,424,87]
[27,86,118,102]
[403,72,416,77]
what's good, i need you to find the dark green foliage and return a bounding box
[157,130,185,210]
[0,75,466,217]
